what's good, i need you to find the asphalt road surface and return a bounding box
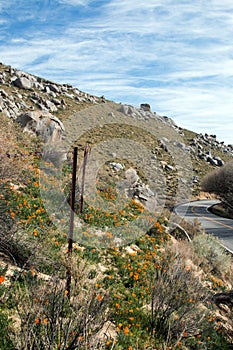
[174,200,233,253]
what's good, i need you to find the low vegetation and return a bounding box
[1,113,233,349]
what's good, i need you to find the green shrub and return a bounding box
[6,258,110,350]
[0,312,14,350]
[192,234,232,277]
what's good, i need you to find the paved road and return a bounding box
[174,200,233,253]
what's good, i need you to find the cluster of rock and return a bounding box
[117,103,178,130]
[115,102,233,195]
[118,102,233,165]
[0,63,104,142]
[108,165,158,212]
[189,133,233,167]
[125,168,157,212]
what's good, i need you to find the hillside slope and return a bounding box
[1,63,233,349]
[0,62,232,201]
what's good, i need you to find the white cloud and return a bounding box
[57,0,92,6]
[0,18,7,24]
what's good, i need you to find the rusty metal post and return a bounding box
[80,145,91,214]
[66,146,78,298]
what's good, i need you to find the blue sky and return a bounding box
[1,0,233,144]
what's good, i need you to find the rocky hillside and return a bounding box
[1,62,233,350]
[0,62,232,203]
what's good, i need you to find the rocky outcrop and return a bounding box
[189,133,231,167]
[117,103,181,130]
[140,103,151,112]
[109,166,158,212]
[0,63,104,123]
[0,63,107,143]
[16,111,64,143]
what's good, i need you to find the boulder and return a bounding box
[16,111,64,143]
[48,84,60,93]
[125,168,140,186]
[207,157,218,166]
[140,103,151,112]
[12,77,33,90]
[213,156,224,167]
[109,162,124,171]
[118,104,129,115]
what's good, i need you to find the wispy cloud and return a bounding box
[0,0,233,143]
[57,0,93,5]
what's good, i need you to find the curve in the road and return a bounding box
[174,200,233,253]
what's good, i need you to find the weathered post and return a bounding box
[66,146,78,298]
[80,145,91,214]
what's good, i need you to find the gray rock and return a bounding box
[125,168,139,186]
[140,103,151,112]
[0,89,9,98]
[213,156,224,166]
[166,164,175,171]
[52,98,62,105]
[16,111,64,143]
[44,86,50,94]
[49,91,57,98]
[207,157,218,166]
[45,100,58,112]
[118,105,129,115]
[109,162,124,171]
[0,97,4,109]
[48,84,60,93]
[32,81,44,90]
[13,77,33,90]
[159,140,168,152]
[193,176,199,183]
[176,142,186,150]
[63,92,74,99]
[127,106,135,115]
[3,109,10,118]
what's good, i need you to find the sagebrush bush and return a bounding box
[192,234,232,277]
[5,257,110,350]
[150,251,207,339]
